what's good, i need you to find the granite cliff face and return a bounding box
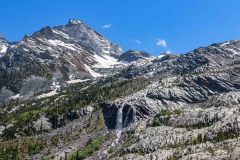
[1,19,240,159]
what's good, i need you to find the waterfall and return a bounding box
[123,106,136,128]
[115,105,123,131]
[123,106,132,128]
[132,105,136,123]
[103,99,135,155]
[115,100,128,138]
[102,102,126,156]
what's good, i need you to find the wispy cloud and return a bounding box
[134,39,141,44]
[156,39,167,47]
[102,24,112,29]
[166,50,171,54]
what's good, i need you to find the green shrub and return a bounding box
[68,136,106,160]
[150,109,183,127]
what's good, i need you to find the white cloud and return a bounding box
[134,39,141,44]
[102,24,112,29]
[166,50,171,54]
[156,39,167,47]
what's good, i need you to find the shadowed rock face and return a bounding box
[118,50,151,63]
[101,103,119,129]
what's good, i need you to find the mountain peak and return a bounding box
[67,19,82,26]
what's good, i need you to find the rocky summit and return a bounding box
[0,20,240,160]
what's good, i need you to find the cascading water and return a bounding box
[115,99,128,139]
[115,105,123,138]
[132,106,136,123]
[102,102,126,156]
[123,106,132,128]
[103,99,135,155]
[123,106,136,128]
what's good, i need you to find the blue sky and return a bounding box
[1,0,240,56]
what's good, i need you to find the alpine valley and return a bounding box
[1,19,240,160]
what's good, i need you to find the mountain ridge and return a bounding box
[1,19,240,160]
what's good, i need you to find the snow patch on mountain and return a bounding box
[84,64,102,78]
[157,54,165,59]
[67,75,90,84]
[9,94,20,100]
[93,54,125,68]
[48,39,77,51]
[67,79,90,84]
[0,37,9,56]
[0,45,7,53]
[220,41,230,47]
[68,19,82,25]
[218,40,240,55]
[36,81,60,99]
[52,29,70,39]
[226,48,240,55]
